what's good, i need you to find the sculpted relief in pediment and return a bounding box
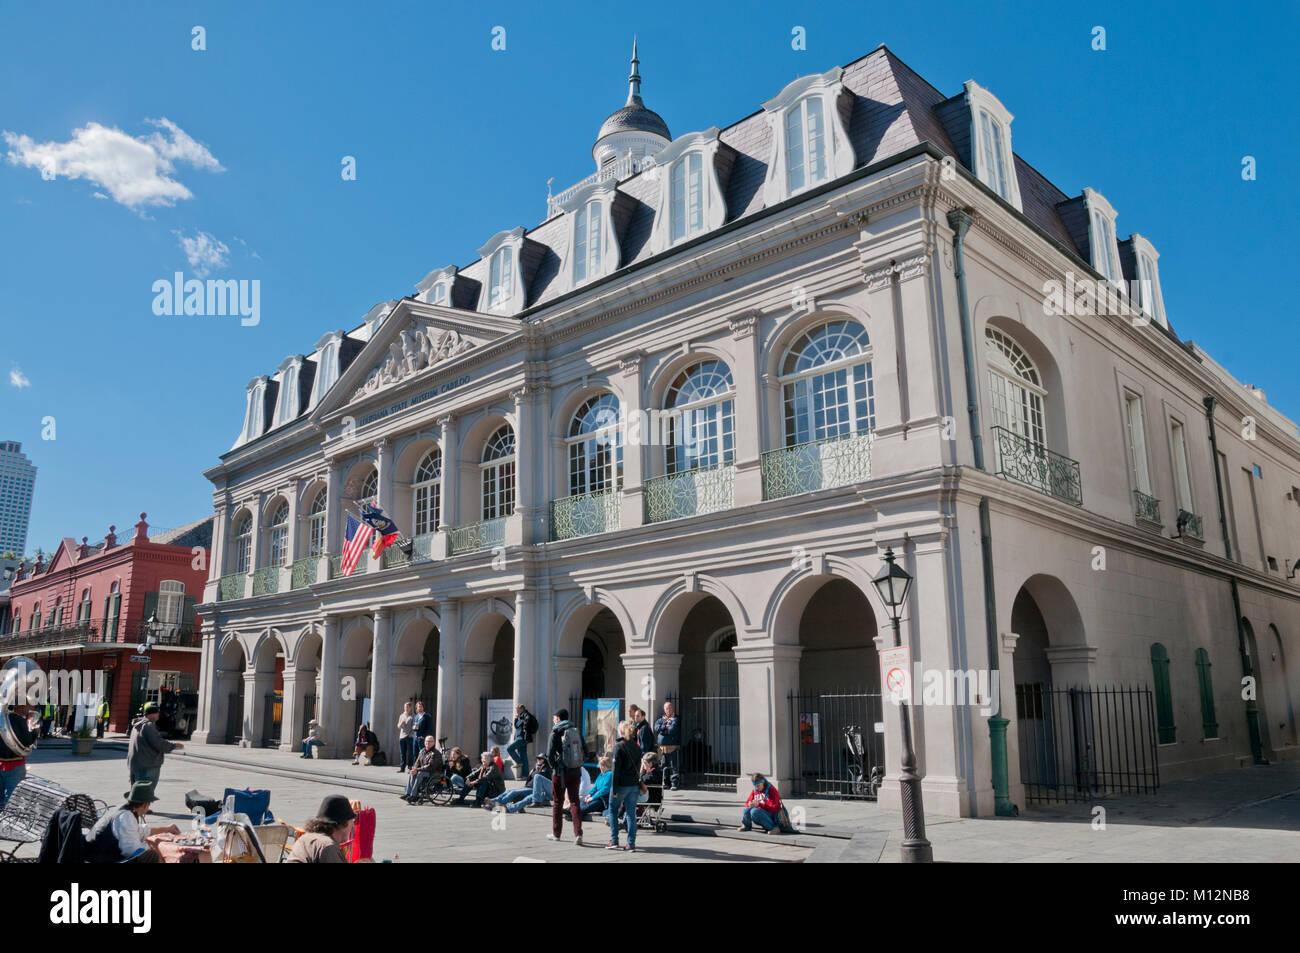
[352,321,476,400]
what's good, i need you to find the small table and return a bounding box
[148,833,213,864]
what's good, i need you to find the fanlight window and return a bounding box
[568,393,622,496]
[785,97,828,194]
[158,580,185,626]
[481,425,516,520]
[664,361,735,474]
[413,449,442,536]
[358,470,379,505]
[268,502,290,566]
[780,320,875,446]
[986,328,1046,448]
[233,515,253,573]
[307,490,327,557]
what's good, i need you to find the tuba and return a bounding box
[0,656,41,758]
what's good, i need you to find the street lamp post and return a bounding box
[140,613,160,714]
[872,547,933,864]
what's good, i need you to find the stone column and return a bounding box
[321,460,343,580]
[618,353,645,530]
[620,651,683,720]
[192,620,219,744]
[243,670,270,748]
[371,608,394,756]
[460,662,495,754]
[208,498,229,591]
[282,479,301,589]
[278,668,299,752]
[435,599,460,745]
[318,616,341,757]
[246,492,265,595]
[732,643,802,793]
[729,312,764,506]
[436,415,458,555]
[998,632,1024,812]
[552,656,588,723]
[512,589,534,711]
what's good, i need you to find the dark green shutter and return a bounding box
[141,591,158,626]
[182,595,197,626]
[1150,643,1175,744]
[107,593,121,639]
[1195,648,1218,739]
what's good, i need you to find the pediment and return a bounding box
[315,301,516,418]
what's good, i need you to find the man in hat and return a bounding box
[86,780,180,863]
[127,701,183,789]
[287,794,356,863]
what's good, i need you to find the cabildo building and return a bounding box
[194,43,1300,816]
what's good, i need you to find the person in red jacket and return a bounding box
[739,772,783,833]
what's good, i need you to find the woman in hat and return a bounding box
[86,780,180,863]
[287,795,356,863]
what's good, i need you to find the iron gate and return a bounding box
[788,691,886,799]
[668,693,740,790]
[1016,683,1159,804]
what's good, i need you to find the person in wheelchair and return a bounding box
[402,736,444,802]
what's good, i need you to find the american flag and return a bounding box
[340,514,375,577]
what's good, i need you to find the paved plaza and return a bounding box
[13,741,1300,862]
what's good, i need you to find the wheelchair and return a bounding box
[407,768,455,806]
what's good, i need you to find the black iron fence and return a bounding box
[1016,683,1159,804]
[788,690,886,799]
[667,693,740,790]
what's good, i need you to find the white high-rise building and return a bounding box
[0,441,36,557]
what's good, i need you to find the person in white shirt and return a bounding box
[397,702,416,773]
[87,780,179,863]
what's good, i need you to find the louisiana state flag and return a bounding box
[360,503,401,559]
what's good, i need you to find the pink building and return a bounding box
[3,513,212,734]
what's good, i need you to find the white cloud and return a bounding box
[2,118,223,209]
[9,366,30,389]
[173,229,230,278]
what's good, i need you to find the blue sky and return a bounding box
[1,0,1295,556]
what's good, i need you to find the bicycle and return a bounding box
[843,725,884,798]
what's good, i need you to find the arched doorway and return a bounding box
[554,602,628,764]
[215,639,246,744]
[252,635,284,748]
[674,595,741,789]
[1267,624,1297,751]
[1242,619,1273,756]
[461,609,514,756]
[287,630,322,750]
[339,621,374,745]
[394,619,440,722]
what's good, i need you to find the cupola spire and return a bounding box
[627,36,642,106]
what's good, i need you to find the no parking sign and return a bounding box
[880,646,911,705]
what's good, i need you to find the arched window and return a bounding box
[489,246,514,310]
[306,490,327,557]
[413,449,442,536]
[158,580,185,625]
[1150,643,1175,744]
[568,394,622,495]
[573,201,603,283]
[29,603,39,632]
[358,469,379,505]
[986,327,1046,447]
[1194,648,1218,740]
[79,588,92,625]
[233,514,253,573]
[481,425,516,520]
[670,153,705,242]
[105,582,121,639]
[50,597,62,628]
[664,361,735,474]
[780,320,875,445]
[267,502,290,566]
[784,97,828,194]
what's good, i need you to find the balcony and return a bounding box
[547,154,656,218]
[761,432,873,500]
[329,552,368,579]
[550,487,622,541]
[252,566,280,596]
[218,573,245,602]
[992,426,1083,507]
[290,556,318,589]
[1134,490,1162,525]
[644,464,736,524]
[411,532,436,563]
[383,545,411,569]
[1176,509,1205,541]
[449,517,507,556]
[0,618,201,653]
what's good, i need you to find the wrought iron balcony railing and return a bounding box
[761,431,873,500]
[0,618,201,652]
[290,556,318,589]
[449,517,507,556]
[383,545,411,569]
[328,551,368,579]
[1134,490,1162,525]
[991,426,1083,507]
[1176,509,1204,541]
[644,463,736,524]
[218,573,245,602]
[550,487,622,541]
[411,532,436,563]
[252,565,280,596]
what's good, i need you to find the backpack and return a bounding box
[372,749,388,767]
[523,711,539,739]
[560,725,584,769]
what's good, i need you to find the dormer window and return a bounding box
[416,266,457,308]
[964,81,1023,211]
[761,69,853,207]
[573,200,603,283]
[309,332,343,408]
[241,376,269,444]
[274,356,303,427]
[785,97,828,193]
[671,153,705,242]
[489,246,514,310]
[429,282,448,305]
[1130,234,1167,329]
[1084,188,1122,286]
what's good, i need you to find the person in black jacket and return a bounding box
[632,706,657,756]
[507,704,538,775]
[607,720,642,851]
[351,723,379,764]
